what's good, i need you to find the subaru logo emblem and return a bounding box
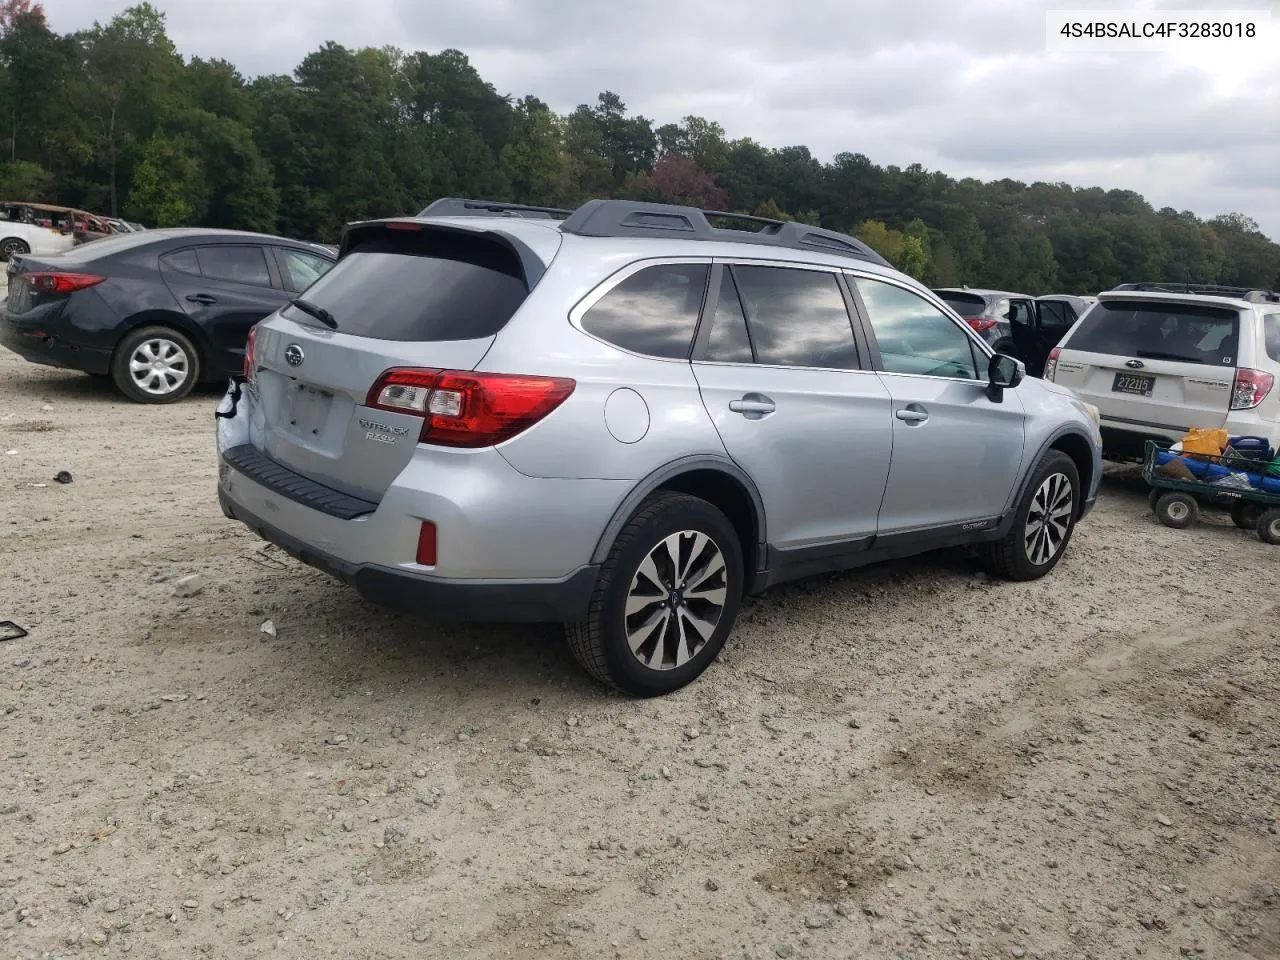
[1125,359,1144,369]
[284,344,305,367]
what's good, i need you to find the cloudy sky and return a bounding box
[42,0,1280,240]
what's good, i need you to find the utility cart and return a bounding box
[1143,440,1280,544]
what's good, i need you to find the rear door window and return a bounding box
[730,265,859,369]
[698,269,755,364]
[195,245,273,288]
[1009,299,1035,327]
[1066,300,1240,366]
[159,248,200,276]
[1037,300,1073,332]
[580,263,709,358]
[282,230,529,341]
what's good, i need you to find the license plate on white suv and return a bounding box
[1112,372,1155,397]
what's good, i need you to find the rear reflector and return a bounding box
[366,368,576,448]
[415,521,437,566]
[24,272,106,295]
[1230,367,1275,410]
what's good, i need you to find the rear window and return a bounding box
[282,229,528,341]
[1265,314,1280,363]
[1065,300,1240,367]
[936,292,989,318]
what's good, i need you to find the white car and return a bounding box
[0,217,75,261]
[1046,283,1280,459]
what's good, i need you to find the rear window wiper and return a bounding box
[1135,349,1200,363]
[289,298,337,329]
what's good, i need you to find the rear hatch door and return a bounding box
[249,221,555,502]
[1053,297,1239,431]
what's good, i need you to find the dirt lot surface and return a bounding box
[1,343,1278,960]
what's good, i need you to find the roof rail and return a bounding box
[558,199,892,268]
[1111,282,1280,303]
[417,197,574,220]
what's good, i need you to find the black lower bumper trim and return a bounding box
[222,444,379,520]
[220,490,598,622]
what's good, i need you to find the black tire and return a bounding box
[1257,508,1280,546]
[1230,500,1264,530]
[982,449,1080,581]
[0,237,29,261]
[1154,491,1198,529]
[1147,487,1163,510]
[110,325,200,404]
[566,491,743,697]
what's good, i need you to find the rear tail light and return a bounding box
[366,368,576,448]
[1230,367,1274,410]
[24,272,106,294]
[964,317,997,333]
[1044,347,1062,382]
[243,324,259,387]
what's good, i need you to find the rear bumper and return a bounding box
[214,380,620,622]
[1101,411,1279,460]
[218,489,598,621]
[0,310,112,375]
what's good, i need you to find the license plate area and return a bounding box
[286,383,333,438]
[1112,372,1155,397]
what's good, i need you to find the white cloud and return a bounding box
[41,0,1280,239]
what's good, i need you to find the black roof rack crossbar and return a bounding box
[417,197,574,220]
[1111,282,1280,303]
[557,199,893,268]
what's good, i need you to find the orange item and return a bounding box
[1180,427,1228,459]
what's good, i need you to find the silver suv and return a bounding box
[216,198,1103,696]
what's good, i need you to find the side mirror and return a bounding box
[986,352,1024,402]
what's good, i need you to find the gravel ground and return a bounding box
[1,343,1278,960]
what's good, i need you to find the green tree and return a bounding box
[854,220,905,264]
[125,133,197,225]
[76,2,182,213]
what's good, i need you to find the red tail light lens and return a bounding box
[243,325,258,385]
[1044,347,1062,382]
[366,368,576,448]
[965,317,997,333]
[24,272,106,294]
[1230,367,1275,410]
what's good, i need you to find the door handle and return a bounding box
[186,293,217,305]
[728,394,776,419]
[895,405,929,425]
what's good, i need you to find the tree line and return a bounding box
[1,1,1277,295]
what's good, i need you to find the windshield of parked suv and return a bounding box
[936,292,989,318]
[281,229,529,341]
[1066,300,1240,366]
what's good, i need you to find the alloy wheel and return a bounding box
[624,530,728,670]
[1024,472,1074,566]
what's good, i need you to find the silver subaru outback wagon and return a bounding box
[216,197,1103,696]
